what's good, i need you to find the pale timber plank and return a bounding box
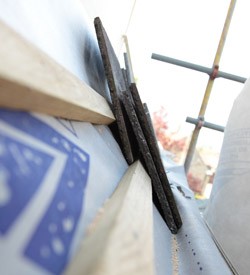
[0,20,114,125]
[65,160,155,275]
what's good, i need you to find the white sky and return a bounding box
[126,0,250,153]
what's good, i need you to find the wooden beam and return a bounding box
[65,160,155,275]
[0,20,115,125]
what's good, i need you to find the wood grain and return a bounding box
[0,20,115,125]
[65,161,155,275]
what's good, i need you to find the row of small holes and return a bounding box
[185,234,203,271]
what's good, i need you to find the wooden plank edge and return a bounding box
[0,19,114,125]
[65,160,155,275]
[0,76,114,125]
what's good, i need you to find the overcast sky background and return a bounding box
[125,0,249,154]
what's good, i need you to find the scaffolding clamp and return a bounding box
[210,65,219,80]
[197,116,204,129]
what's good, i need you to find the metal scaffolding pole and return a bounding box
[186,117,225,132]
[184,0,237,172]
[151,53,246,84]
[151,0,238,173]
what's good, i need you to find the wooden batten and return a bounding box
[0,20,115,125]
[65,160,155,275]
